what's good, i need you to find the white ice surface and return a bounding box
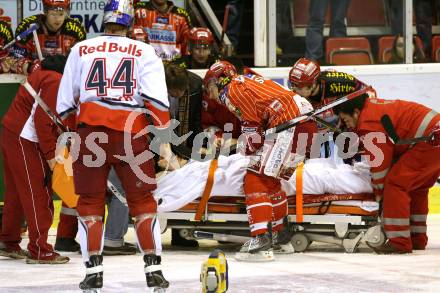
[2,215,440,292]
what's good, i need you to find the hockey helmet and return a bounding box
[189,27,214,48]
[289,57,320,88]
[43,0,70,12]
[204,60,237,90]
[103,0,134,27]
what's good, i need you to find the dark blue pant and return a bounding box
[104,169,129,247]
[226,0,244,49]
[388,0,433,54]
[305,0,350,61]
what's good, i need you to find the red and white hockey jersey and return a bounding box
[56,35,170,133]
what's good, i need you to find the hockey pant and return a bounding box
[73,126,161,262]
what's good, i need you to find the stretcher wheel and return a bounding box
[290,233,310,252]
[179,229,191,239]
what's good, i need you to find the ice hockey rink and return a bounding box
[0,64,439,292]
[1,213,440,293]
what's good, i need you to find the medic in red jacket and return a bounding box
[0,55,70,264]
[335,94,440,254]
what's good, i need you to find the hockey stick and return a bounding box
[313,116,343,133]
[22,80,128,207]
[264,86,373,136]
[221,5,230,44]
[22,80,68,132]
[32,28,44,61]
[106,180,128,207]
[1,23,39,50]
[381,114,432,145]
[175,88,370,160]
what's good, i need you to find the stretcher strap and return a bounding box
[194,158,219,221]
[295,162,304,223]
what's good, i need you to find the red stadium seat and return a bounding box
[432,35,440,62]
[326,37,374,65]
[378,35,425,63]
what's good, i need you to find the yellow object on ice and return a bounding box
[429,186,440,214]
[200,249,229,293]
[51,148,78,208]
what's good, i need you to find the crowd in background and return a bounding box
[1,0,440,73]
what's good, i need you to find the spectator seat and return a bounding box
[326,37,374,65]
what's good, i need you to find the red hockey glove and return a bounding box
[28,59,41,73]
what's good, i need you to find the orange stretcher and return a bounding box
[159,191,381,253]
[159,158,383,253]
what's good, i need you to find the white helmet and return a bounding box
[103,0,134,27]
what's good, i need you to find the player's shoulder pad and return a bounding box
[135,1,152,10]
[170,55,188,69]
[15,15,41,42]
[0,20,13,44]
[171,6,192,26]
[321,70,356,81]
[63,18,87,41]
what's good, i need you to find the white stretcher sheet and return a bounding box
[154,154,373,213]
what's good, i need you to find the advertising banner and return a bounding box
[23,0,185,38]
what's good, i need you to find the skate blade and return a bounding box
[234,250,274,262]
[82,289,101,293]
[149,287,167,293]
[273,243,295,254]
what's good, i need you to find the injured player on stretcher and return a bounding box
[153,154,377,213]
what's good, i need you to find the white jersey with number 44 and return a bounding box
[56,35,169,133]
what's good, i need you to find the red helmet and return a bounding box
[189,27,214,47]
[43,0,70,11]
[204,60,237,89]
[289,57,320,88]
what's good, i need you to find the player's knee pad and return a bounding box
[134,213,160,254]
[126,191,157,216]
[245,192,272,236]
[78,215,104,261]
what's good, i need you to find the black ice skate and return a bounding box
[144,254,169,292]
[235,233,274,262]
[79,255,103,293]
[272,217,295,254]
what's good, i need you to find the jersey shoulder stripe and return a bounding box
[0,20,13,44]
[171,6,192,26]
[62,18,87,41]
[134,1,154,10]
[15,15,41,43]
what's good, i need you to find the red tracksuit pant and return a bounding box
[73,125,158,255]
[0,128,56,259]
[383,142,440,252]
